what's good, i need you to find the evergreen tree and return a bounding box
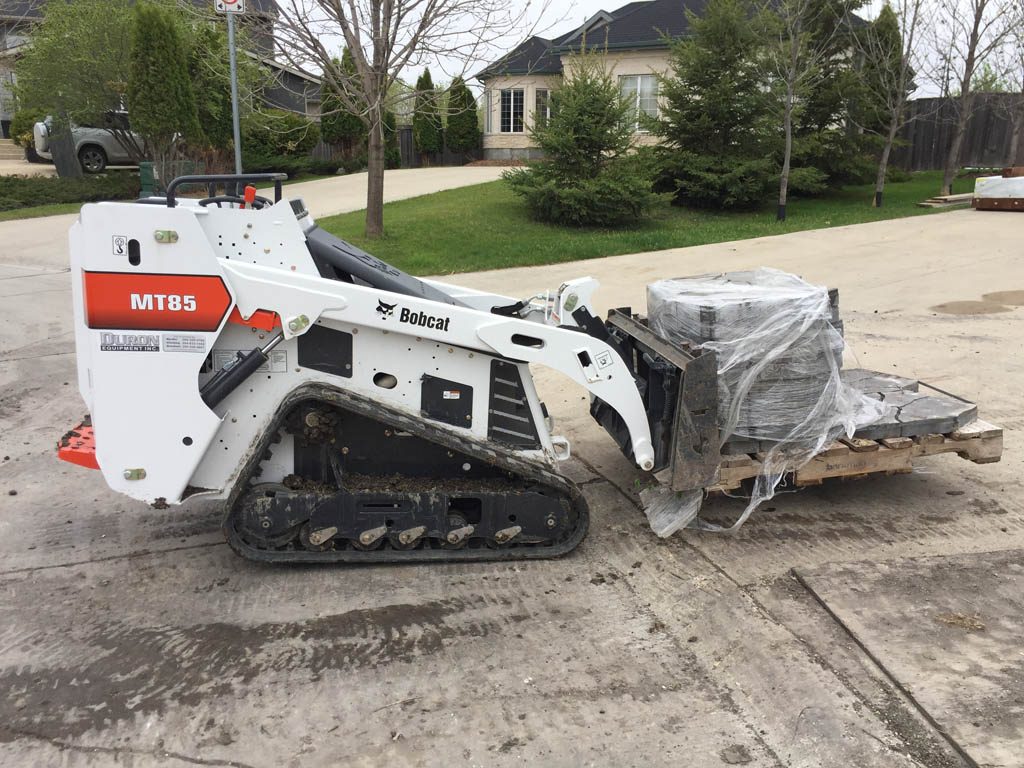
[655,0,775,209]
[445,77,479,154]
[856,1,914,207]
[972,63,1011,93]
[185,20,264,155]
[128,2,201,185]
[504,54,658,227]
[858,4,905,134]
[412,68,442,158]
[789,0,875,187]
[321,48,366,153]
[188,22,234,151]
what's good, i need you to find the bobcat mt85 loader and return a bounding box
[57,174,1004,563]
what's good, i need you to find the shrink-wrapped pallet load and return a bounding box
[644,269,883,535]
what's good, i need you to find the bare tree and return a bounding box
[930,0,1018,194]
[273,0,552,238]
[760,0,841,222]
[996,26,1024,165]
[847,0,929,207]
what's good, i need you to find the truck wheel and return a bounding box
[78,145,108,174]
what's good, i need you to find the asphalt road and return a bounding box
[1,206,1021,767]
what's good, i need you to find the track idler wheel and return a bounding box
[351,525,387,551]
[300,523,337,552]
[489,525,523,547]
[392,526,427,550]
[441,514,474,549]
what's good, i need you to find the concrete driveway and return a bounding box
[0,166,505,268]
[1,208,1022,767]
[266,166,506,219]
[0,157,57,177]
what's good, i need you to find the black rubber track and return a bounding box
[222,384,589,564]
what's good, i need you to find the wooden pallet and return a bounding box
[973,197,1024,211]
[918,192,974,208]
[711,419,1002,492]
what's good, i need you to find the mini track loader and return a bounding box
[57,174,1004,562]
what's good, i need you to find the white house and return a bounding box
[476,0,691,161]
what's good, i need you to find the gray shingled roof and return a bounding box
[610,1,652,19]
[476,35,564,78]
[477,0,698,80]
[559,0,705,51]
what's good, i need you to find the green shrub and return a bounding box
[341,155,367,174]
[240,153,340,177]
[795,129,875,188]
[786,166,829,197]
[10,109,46,149]
[507,158,658,227]
[243,109,321,157]
[307,158,340,175]
[241,153,309,176]
[885,165,912,183]
[0,173,140,211]
[655,153,774,210]
[504,55,657,227]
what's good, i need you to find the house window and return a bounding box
[619,74,659,131]
[500,88,524,133]
[534,89,550,128]
[484,90,492,133]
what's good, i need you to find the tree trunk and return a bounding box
[941,5,983,197]
[874,116,900,208]
[365,108,385,238]
[1008,96,1024,166]
[778,89,793,223]
[50,112,83,179]
[941,93,973,195]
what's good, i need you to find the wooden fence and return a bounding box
[310,128,479,169]
[398,126,479,168]
[893,94,1024,171]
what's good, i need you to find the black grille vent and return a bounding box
[487,360,541,448]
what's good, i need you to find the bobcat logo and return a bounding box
[376,299,397,319]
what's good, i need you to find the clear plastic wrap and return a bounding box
[645,268,885,534]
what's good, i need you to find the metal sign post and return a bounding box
[215,0,245,174]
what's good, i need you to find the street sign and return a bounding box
[215,0,245,14]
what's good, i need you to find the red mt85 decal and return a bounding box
[83,272,232,331]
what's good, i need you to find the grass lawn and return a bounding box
[319,170,967,276]
[0,202,83,222]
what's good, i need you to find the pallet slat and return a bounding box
[707,419,1003,492]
